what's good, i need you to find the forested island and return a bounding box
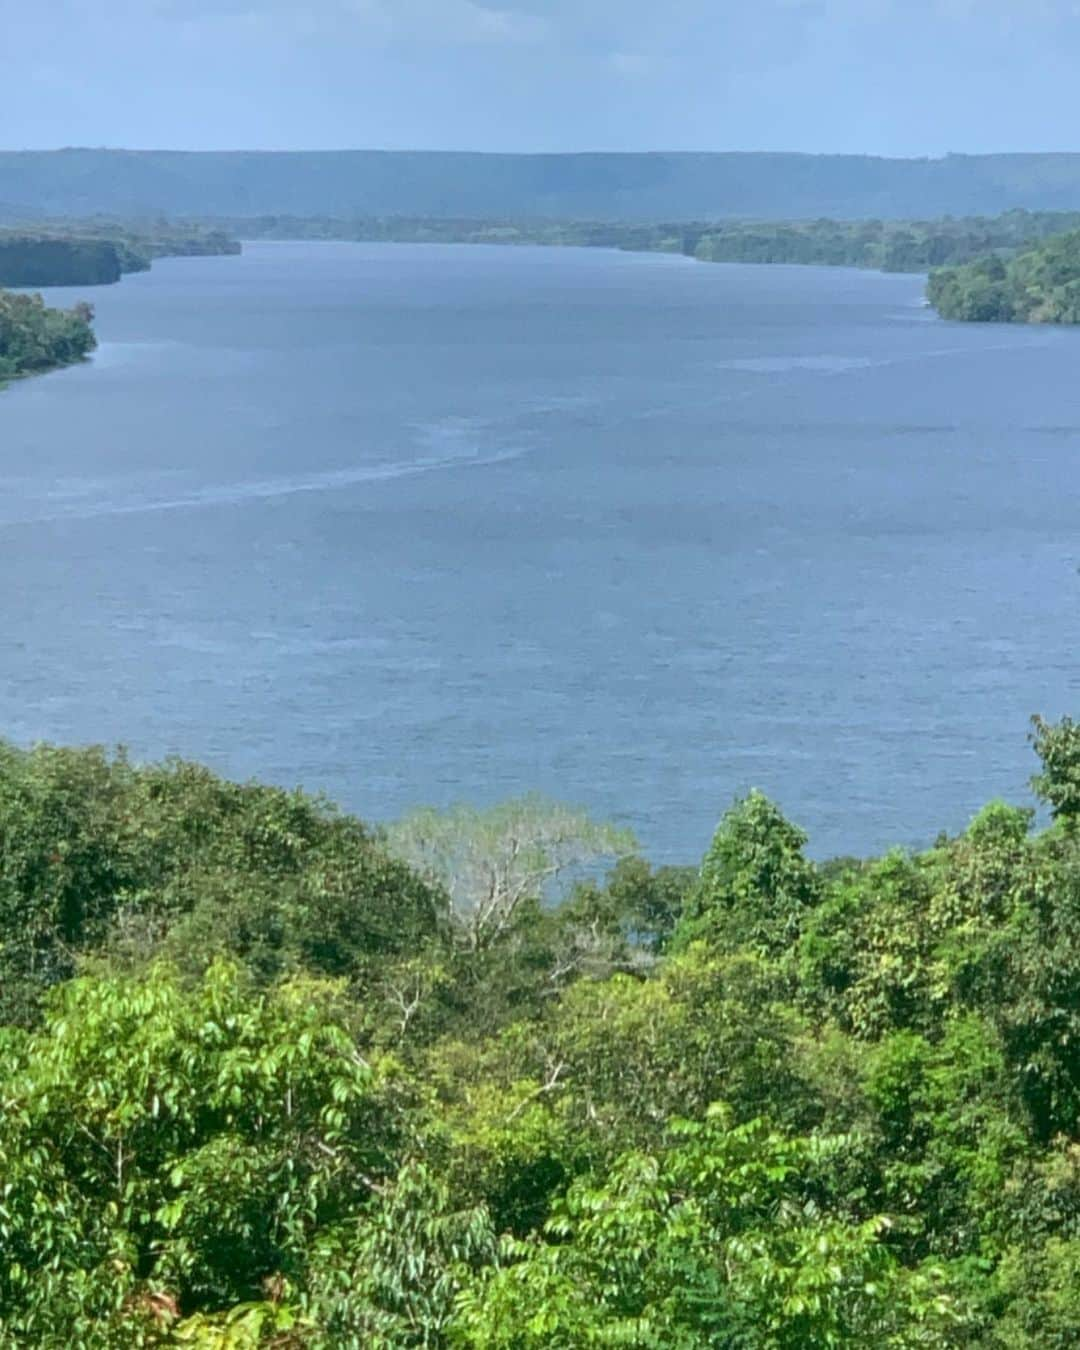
[0,224,241,288]
[3,720,1080,1343]
[0,288,96,381]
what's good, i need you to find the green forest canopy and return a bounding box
[4,722,1080,1343]
[0,288,95,380]
[928,229,1080,323]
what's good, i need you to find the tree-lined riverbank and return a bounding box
[0,288,95,381]
[223,208,1080,324]
[0,224,241,288]
[929,228,1080,323]
[222,205,1080,276]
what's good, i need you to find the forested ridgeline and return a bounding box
[0,289,95,380]
[227,206,1080,275]
[0,224,241,288]
[13,148,1080,220]
[5,722,1080,1343]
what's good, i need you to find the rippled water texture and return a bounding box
[4,241,1079,861]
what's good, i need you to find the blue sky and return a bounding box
[8,0,1080,155]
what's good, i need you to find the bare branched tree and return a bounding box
[383,795,636,951]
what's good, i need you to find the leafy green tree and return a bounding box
[563,856,696,957]
[674,791,821,955]
[990,1238,1080,1347]
[427,949,815,1236]
[794,847,942,1038]
[303,1162,498,1347]
[1030,713,1080,824]
[0,744,444,1023]
[451,1105,962,1348]
[0,962,404,1343]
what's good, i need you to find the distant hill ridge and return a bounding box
[9,149,1080,220]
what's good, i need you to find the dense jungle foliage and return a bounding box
[4,720,1080,1344]
[0,289,95,380]
[0,224,240,288]
[230,207,1080,275]
[928,230,1080,323]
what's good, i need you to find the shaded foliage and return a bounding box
[0,236,124,286]
[0,744,444,1025]
[0,223,241,288]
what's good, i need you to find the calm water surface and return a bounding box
[4,241,1080,862]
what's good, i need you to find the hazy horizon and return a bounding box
[7,147,1080,161]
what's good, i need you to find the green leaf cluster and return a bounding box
[929,229,1080,323]
[0,288,95,381]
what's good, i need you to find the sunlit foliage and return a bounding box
[0,726,1078,1342]
[0,288,95,380]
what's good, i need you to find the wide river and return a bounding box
[5,241,1080,862]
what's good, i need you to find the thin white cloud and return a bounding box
[154,0,547,43]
